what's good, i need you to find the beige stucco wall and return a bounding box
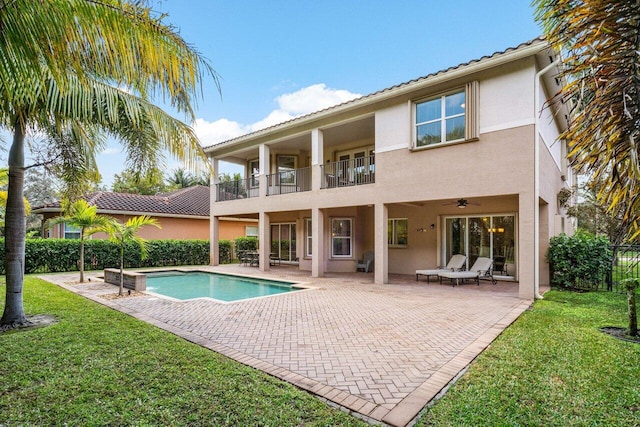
[208,52,571,299]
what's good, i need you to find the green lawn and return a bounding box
[420,290,640,426]
[0,277,365,426]
[2,278,639,426]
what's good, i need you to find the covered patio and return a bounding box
[46,265,530,426]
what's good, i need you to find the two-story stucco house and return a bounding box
[205,38,574,299]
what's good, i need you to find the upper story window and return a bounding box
[413,82,478,149]
[415,90,465,147]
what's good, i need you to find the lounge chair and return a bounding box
[356,251,374,273]
[438,256,496,286]
[416,254,466,282]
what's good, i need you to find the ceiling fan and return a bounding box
[443,198,480,208]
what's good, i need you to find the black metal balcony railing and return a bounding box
[320,155,375,189]
[267,167,311,195]
[215,177,259,201]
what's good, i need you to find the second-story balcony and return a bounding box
[215,154,375,202]
[267,167,311,195]
[215,177,258,201]
[321,155,375,189]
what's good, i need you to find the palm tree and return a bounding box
[0,168,30,232]
[47,200,110,283]
[101,216,160,296]
[0,0,217,326]
[534,0,640,239]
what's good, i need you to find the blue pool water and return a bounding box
[145,271,300,302]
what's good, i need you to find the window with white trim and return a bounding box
[305,218,312,257]
[415,90,465,147]
[388,218,408,247]
[245,225,258,237]
[64,223,81,239]
[331,218,352,257]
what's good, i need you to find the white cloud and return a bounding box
[194,83,361,145]
[276,84,360,115]
[193,118,247,147]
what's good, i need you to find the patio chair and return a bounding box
[356,251,374,273]
[438,256,497,286]
[416,254,466,283]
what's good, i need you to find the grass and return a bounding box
[2,278,639,426]
[0,276,365,426]
[419,290,640,426]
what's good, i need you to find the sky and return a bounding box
[11,0,544,187]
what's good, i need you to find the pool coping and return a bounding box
[141,268,316,304]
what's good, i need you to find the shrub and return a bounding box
[547,230,612,290]
[234,236,258,253]
[0,238,211,274]
[219,239,232,264]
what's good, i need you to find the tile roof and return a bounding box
[204,37,547,151]
[33,185,210,217]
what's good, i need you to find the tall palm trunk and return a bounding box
[1,121,27,325]
[79,228,86,283]
[119,245,124,296]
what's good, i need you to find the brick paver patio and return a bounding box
[44,265,531,426]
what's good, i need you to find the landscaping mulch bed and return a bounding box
[600,326,640,344]
[100,291,146,300]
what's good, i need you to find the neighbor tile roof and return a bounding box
[33,185,210,217]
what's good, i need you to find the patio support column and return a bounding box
[311,129,324,191]
[210,216,220,266]
[259,143,270,198]
[518,192,535,299]
[209,157,219,265]
[311,207,325,277]
[374,202,388,284]
[259,211,270,271]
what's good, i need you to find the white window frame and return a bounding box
[414,89,465,148]
[305,218,312,258]
[331,217,353,258]
[245,225,259,237]
[388,218,408,248]
[63,223,81,240]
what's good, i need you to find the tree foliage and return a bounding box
[47,200,110,283]
[112,167,168,195]
[100,215,160,296]
[0,0,217,325]
[534,0,640,239]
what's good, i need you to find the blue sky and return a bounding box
[20,1,544,186]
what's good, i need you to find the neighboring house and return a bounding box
[205,38,575,299]
[32,185,257,241]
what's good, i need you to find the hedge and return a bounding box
[0,238,213,274]
[547,230,612,290]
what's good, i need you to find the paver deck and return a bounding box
[43,265,532,426]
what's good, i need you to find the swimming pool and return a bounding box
[145,271,301,302]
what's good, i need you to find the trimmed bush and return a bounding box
[219,239,232,264]
[547,230,612,290]
[0,238,211,274]
[234,236,258,253]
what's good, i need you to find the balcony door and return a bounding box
[271,223,297,263]
[336,146,374,185]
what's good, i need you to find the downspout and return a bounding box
[534,56,561,299]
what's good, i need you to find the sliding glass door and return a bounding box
[443,215,516,278]
[270,223,297,263]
